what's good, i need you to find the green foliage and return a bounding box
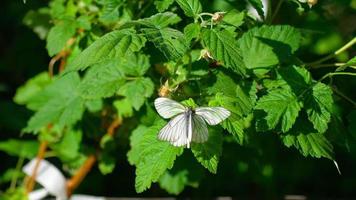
[46,18,77,56]
[5,0,356,196]
[281,117,334,159]
[238,25,301,75]
[202,29,246,75]
[23,73,85,133]
[68,29,146,71]
[255,88,301,133]
[176,0,202,18]
[192,128,223,173]
[0,140,38,159]
[127,121,184,193]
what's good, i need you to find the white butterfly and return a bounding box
[154,97,231,148]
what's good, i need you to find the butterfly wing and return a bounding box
[154,97,186,119]
[158,113,188,146]
[191,114,209,143]
[195,107,231,125]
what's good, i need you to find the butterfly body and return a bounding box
[154,98,230,148]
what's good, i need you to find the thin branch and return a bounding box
[332,86,356,108]
[65,118,122,197]
[270,0,284,24]
[107,117,122,137]
[25,141,48,193]
[66,155,96,197]
[308,37,356,66]
[10,157,24,190]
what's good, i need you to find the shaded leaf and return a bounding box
[238,25,301,75]
[305,83,333,133]
[191,128,223,173]
[282,117,334,159]
[255,89,301,132]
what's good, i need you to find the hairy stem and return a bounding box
[308,37,356,66]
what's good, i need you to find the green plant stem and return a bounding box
[320,72,356,82]
[270,0,284,24]
[332,87,356,108]
[136,0,153,19]
[310,63,345,68]
[298,72,356,99]
[10,157,24,190]
[308,37,356,66]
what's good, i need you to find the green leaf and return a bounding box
[278,66,312,95]
[98,152,116,175]
[202,29,246,75]
[119,53,150,77]
[207,72,257,143]
[127,125,149,165]
[184,23,201,43]
[346,56,356,65]
[133,12,181,28]
[14,72,52,110]
[238,25,301,75]
[142,27,188,61]
[154,0,175,12]
[305,83,333,133]
[0,169,25,184]
[67,29,146,71]
[98,0,123,24]
[127,121,184,193]
[118,78,154,110]
[52,129,82,162]
[247,0,264,19]
[23,9,51,40]
[0,140,39,159]
[79,60,125,99]
[282,117,334,159]
[255,89,302,133]
[222,9,245,28]
[46,18,77,56]
[158,170,188,195]
[24,73,85,133]
[114,98,134,118]
[191,128,223,173]
[175,0,202,18]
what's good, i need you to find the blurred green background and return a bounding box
[0,0,356,199]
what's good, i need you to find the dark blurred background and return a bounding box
[1,0,356,199]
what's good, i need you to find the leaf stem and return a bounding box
[270,0,284,24]
[332,86,356,108]
[308,37,356,66]
[10,157,24,190]
[136,0,153,19]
